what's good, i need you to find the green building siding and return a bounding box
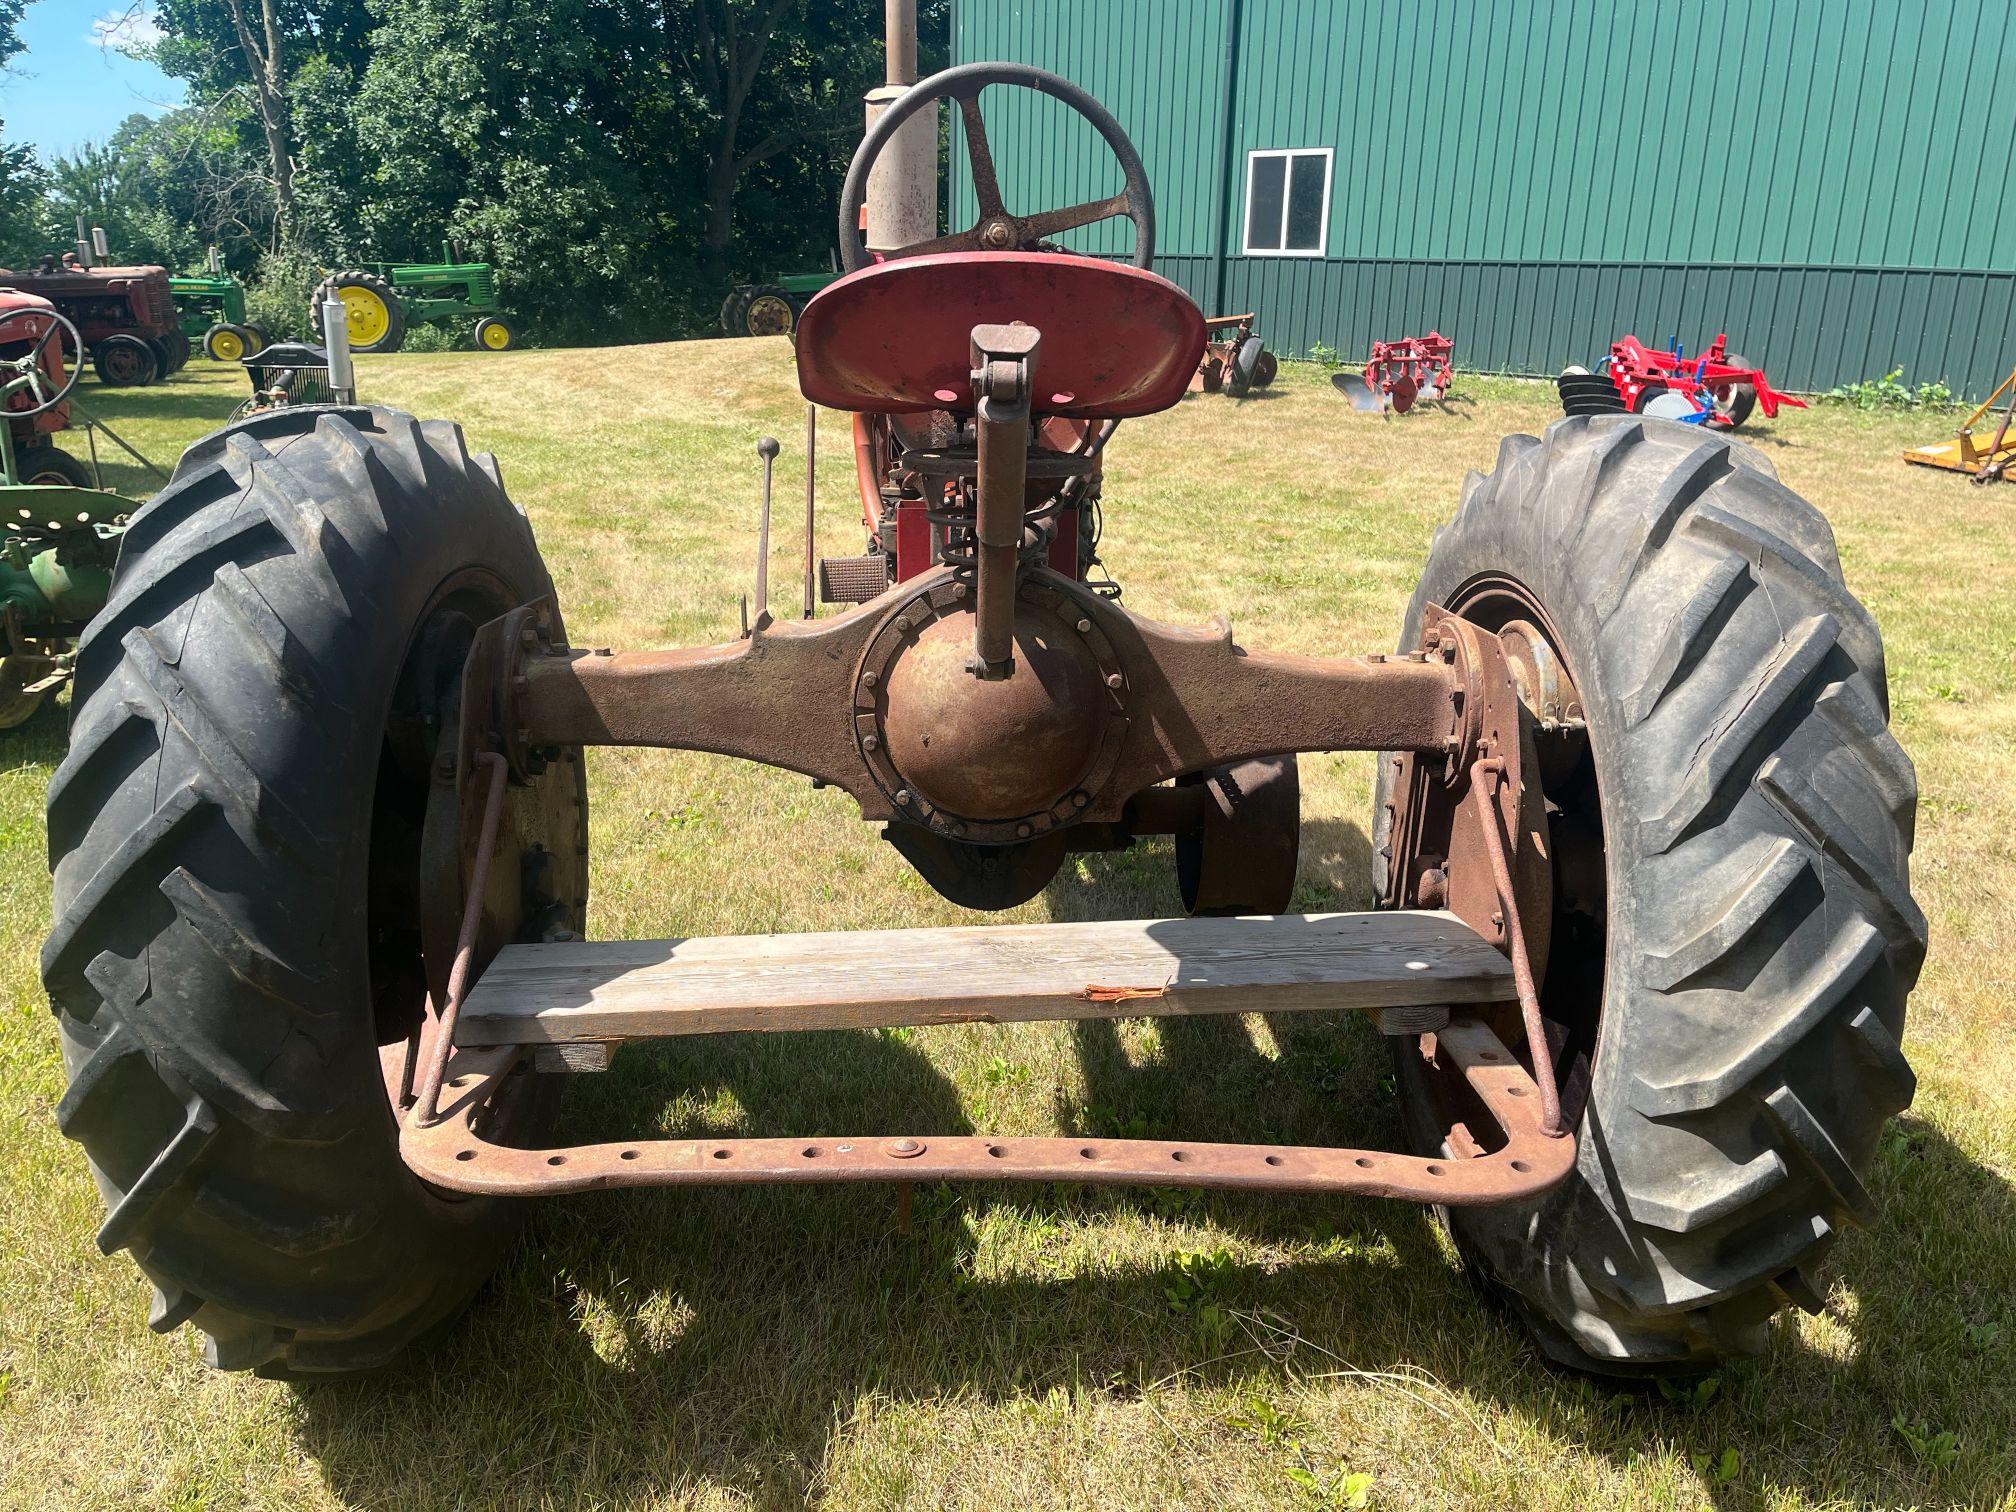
[951,0,2016,396]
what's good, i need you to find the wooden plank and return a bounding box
[458,910,1511,1046]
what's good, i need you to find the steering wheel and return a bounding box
[0,306,84,418]
[839,62,1156,274]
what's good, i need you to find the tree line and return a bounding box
[0,0,945,342]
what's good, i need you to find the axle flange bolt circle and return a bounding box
[876,604,1104,822]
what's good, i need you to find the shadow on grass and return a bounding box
[288,817,2014,1508]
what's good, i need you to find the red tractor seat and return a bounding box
[795,252,1206,420]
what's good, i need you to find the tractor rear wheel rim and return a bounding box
[342,288,392,346]
[746,296,792,337]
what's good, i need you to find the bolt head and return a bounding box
[862,669,879,687]
[862,733,880,752]
[1076,618,1091,633]
[952,583,969,600]
[1015,822,1033,838]
[1105,672,1123,690]
[894,788,911,805]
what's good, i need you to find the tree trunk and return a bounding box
[224,0,294,246]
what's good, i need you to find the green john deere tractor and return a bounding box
[719,270,841,338]
[309,243,518,354]
[170,250,270,363]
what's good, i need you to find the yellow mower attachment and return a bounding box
[1904,364,2016,483]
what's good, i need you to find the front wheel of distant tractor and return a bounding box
[311,270,407,354]
[742,285,795,338]
[243,323,272,354]
[15,443,91,487]
[203,323,252,363]
[1376,414,1924,1374]
[473,316,516,351]
[44,404,589,1376]
[91,334,159,387]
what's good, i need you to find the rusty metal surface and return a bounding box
[969,322,1039,677]
[402,1017,1574,1204]
[509,567,1467,839]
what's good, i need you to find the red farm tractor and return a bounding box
[44,64,1921,1380]
[0,258,188,386]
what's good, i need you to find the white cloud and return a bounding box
[87,5,166,53]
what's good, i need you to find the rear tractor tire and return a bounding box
[1376,414,1923,1373]
[311,270,407,354]
[44,404,588,1376]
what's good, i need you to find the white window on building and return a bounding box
[1242,148,1333,257]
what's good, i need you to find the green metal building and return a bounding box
[949,0,2016,396]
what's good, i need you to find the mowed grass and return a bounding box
[1,349,2012,1511]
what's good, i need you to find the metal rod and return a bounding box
[802,405,817,618]
[411,751,510,1125]
[754,436,778,623]
[1472,757,1566,1138]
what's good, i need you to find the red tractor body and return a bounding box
[0,290,74,446]
[0,262,187,385]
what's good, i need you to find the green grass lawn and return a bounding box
[1,350,2011,1510]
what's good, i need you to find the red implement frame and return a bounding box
[1605,332,1807,424]
[1336,332,1454,414]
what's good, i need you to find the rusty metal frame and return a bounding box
[402,1016,1573,1203]
[409,517,1574,1209]
[487,566,1468,832]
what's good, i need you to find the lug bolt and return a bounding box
[1105,672,1123,689]
[862,670,879,688]
[894,788,911,805]
[862,733,880,752]
[519,624,539,649]
[1076,618,1091,633]
[1071,791,1089,807]
[952,583,969,600]
[1015,822,1033,838]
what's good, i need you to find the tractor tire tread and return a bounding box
[45,403,556,1376]
[1386,414,1920,1373]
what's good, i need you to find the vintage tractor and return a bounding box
[0,299,129,723]
[44,63,1922,1381]
[309,245,516,354]
[0,258,188,386]
[170,252,270,363]
[719,271,844,338]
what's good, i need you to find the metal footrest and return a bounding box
[819,552,892,603]
[401,1018,1574,1204]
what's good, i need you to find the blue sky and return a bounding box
[3,0,184,160]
